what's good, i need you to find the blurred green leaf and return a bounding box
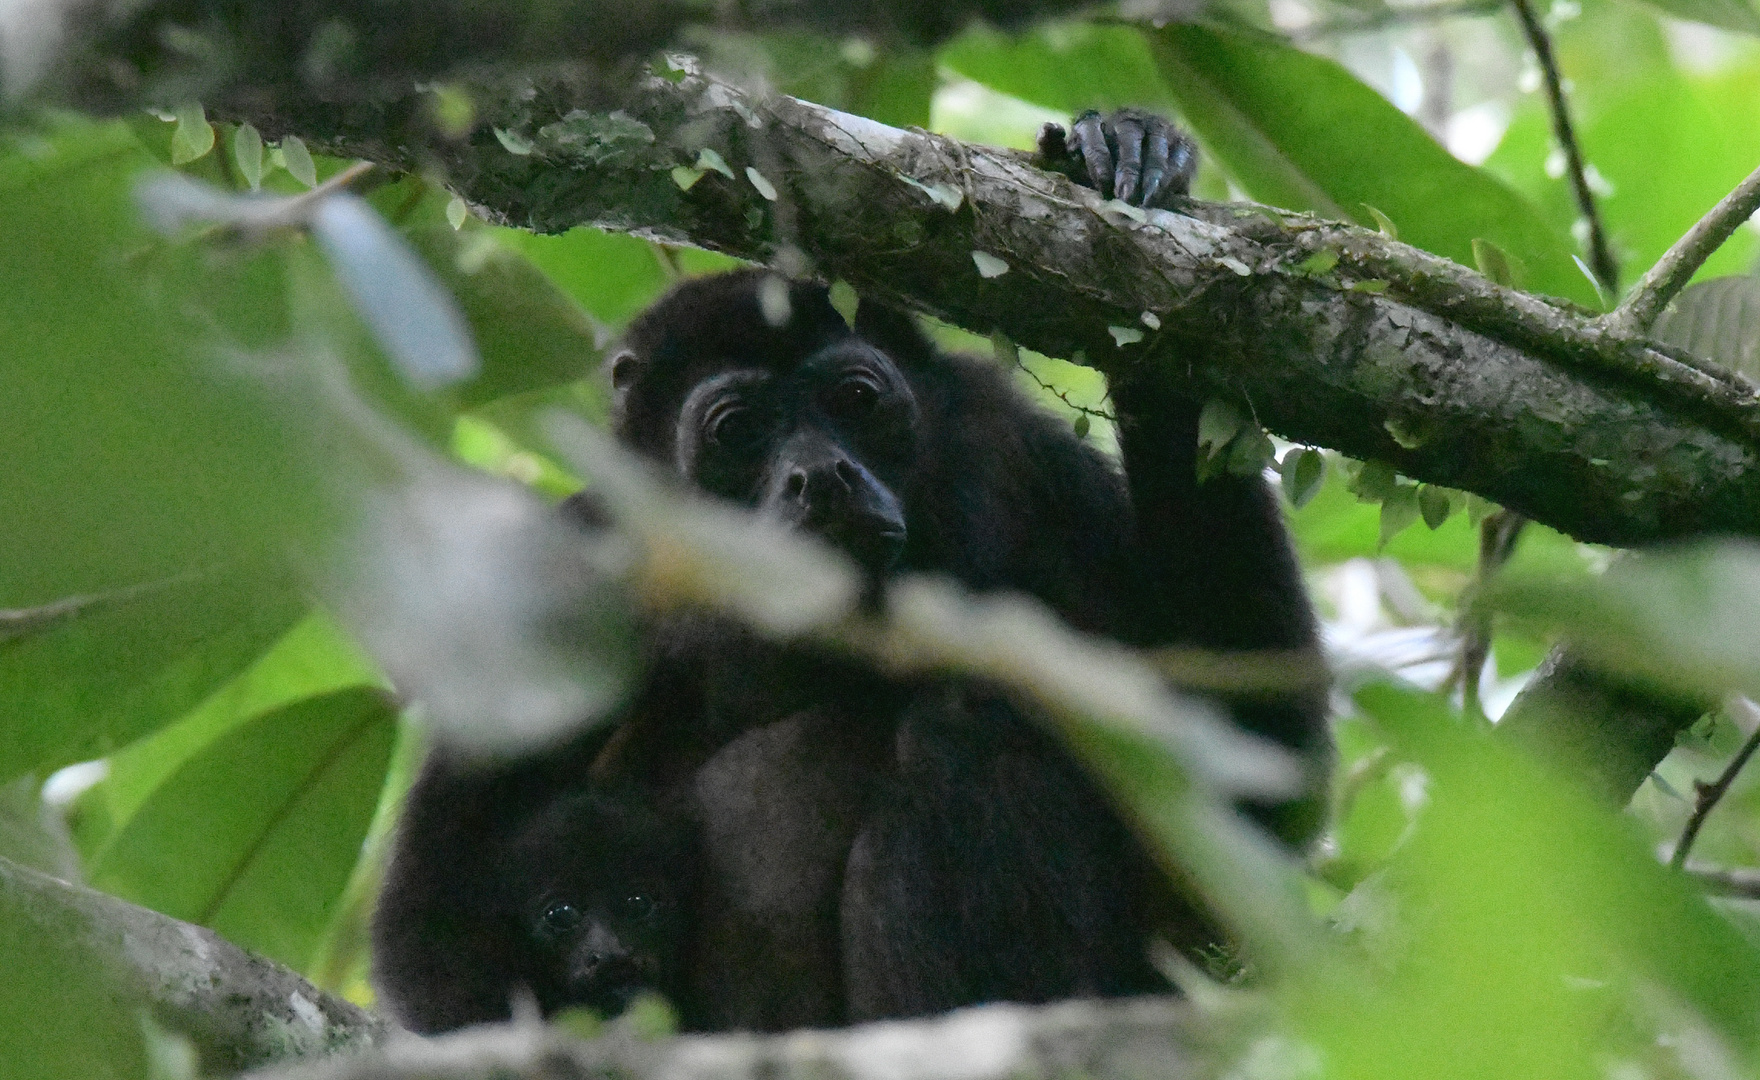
[0,571,305,784]
[404,225,607,407]
[86,687,398,970]
[940,22,1169,116]
[169,103,213,165]
[1312,683,1760,1075]
[1652,274,1760,377]
[1487,48,1760,292]
[1492,540,1760,704]
[1631,0,1760,35]
[1,119,336,783]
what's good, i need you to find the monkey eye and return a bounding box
[539,902,583,935]
[622,894,658,920]
[822,376,880,421]
[705,400,764,450]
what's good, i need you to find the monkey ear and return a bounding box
[606,349,642,392]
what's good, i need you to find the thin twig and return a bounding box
[1457,510,1526,725]
[1610,161,1760,335]
[1683,862,1760,899]
[1509,0,1617,297]
[1672,697,1760,870]
[1297,0,1503,39]
[1012,353,1115,422]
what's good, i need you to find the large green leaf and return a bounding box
[404,224,608,407]
[0,571,305,784]
[1300,684,1760,1076]
[70,611,383,862]
[1653,275,1760,377]
[85,687,398,970]
[1145,25,1595,305]
[491,225,672,328]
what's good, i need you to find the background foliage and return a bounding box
[9,0,1760,1076]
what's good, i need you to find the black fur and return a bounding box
[371,739,697,1033]
[600,270,1326,1027]
[375,117,1329,1029]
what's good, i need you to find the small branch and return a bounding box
[1671,697,1760,870]
[1684,862,1760,899]
[1610,161,1760,334]
[1296,0,1503,39]
[1509,0,1617,296]
[1457,510,1526,725]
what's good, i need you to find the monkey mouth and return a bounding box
[812,519,906,572]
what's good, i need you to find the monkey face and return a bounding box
[670,339,917,570]
[610,272,920,572]
[526,886,682,1016]
[500,790,695,1020]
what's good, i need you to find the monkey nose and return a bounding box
[786,459,856,504]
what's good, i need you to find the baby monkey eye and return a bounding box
[539,902,583,935]
[822,376,880,421]
[622,894,657,920]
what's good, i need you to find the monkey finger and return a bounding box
[1111,115,1147,205]
[1139,117,1171,208]
[1036,122,1070,163]
[1071,110,1114,199]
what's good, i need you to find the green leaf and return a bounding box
[0,120,334,696]
[1328,682,1760,1073]
[491,226,671,328]
[1379,484,1421,547]
[70,610,382,863]
[1144,24,1596,305]
[232,123,263,190]
[169,103,213,165]
[940,22,1168,116]
[86,688,398,970]
[1652,275,1760,378]
[281,135,316,187]
[1280,448,1325,508]
[1491,539,1760,704]
[1471,238,1518,288]
[1196,398,1244,454]
[1364,204,1399,239]
[1417,485,1454,530]
[402,225,609,407]
[0,571,305,784]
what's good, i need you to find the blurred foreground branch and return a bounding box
[0,855,384,1073]
[240,997,1219,1080]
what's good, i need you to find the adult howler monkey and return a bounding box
[373,110,1328,1033]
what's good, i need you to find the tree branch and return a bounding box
[0,855,384,1073]
[238,997,1221,1080]
[158,65,1760,546]
[1610,161,1760,334]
